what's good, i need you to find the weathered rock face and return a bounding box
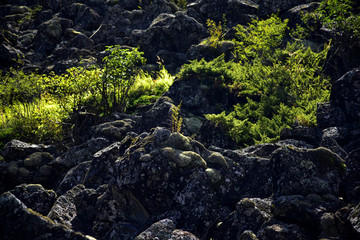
[0,140,60,193]
[0,191,92,240]
[257,0,312,16]
[165,75,235,116]
[330,67,360,126]
[271,146,345,197]
[93,127,240,238]
[10,183,57,216]
[131,11,206,64]
[187,0,258,27]
[48,184,105,235]
[134,219,199,240]
[316,67,360,202]
[212,198,272,240]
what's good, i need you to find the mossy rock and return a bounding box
[18,167,30,177]
[24,152,54,168]
[163,132,192,151]
[160,147,207,168]
[205,168,222,184]
[271,146,345,196]
[206,152,228,167]
[7,161,18,175]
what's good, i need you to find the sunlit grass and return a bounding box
[128,67,175,109]
[0,94,67,147]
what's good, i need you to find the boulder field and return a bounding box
[1,66,360,239]
[1,0,360,239]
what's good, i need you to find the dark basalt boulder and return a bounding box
[10,183,57,216]
[0,42,24,67]
[197,120,237,149]
[1,139,56,162]
[57,161,92,195]
[33,17,67,57]
[93,119,136,141]
[134,219,199,240]
[53,137,109,169]
[165,75,234,116]
[344,148,360,203]
[349,203,360,237]
[270,146,345,197]
[187,0,258,27]
[47,184,104,235]
[330,67,360,127]
[212,198,272,240]
[83,135,136,189]
[257,0,312,17]
[317,68,360,156]
[60,3,101,32]
[136,96,175,132]
[0,151,60,193]
[187,40,235,62]
[272,194,344,232]
[257,222,311,240]
[324,34,360,82]
[93,127,245,238]
[132,11,206,64]
[0,191,92,240]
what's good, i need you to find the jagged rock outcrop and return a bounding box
[10,183,57,216]
[0,191,93,240]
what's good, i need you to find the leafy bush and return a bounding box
[233,16,288,61]
[102,46,146,113]
[45,67,103,114]
[178,55,238,84]
[0,48,174,147]
[297,0,360,38]
[180,15,331,147]
[317,0,360,36]
[0,69,42,106]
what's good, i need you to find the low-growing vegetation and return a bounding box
[0,47,174,148]
[179,15,331,146]
[2,0,356,149]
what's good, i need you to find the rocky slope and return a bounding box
[1,0,360,239]
[1,67,360,239]
[1,0,359,76]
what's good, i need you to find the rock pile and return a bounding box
[1,0,360,239]
[1,67,360,239]
[2,0,358,76]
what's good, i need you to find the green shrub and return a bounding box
[102,46,146,113]
[298,0,360,37]
[45,67,103,114]
[180,15,331,147]
[178,55,237,84]
[233,15,288,61]
[0,69,42,107]
[0,48,174,147]
[317,0,360,36]
[171,102,183,133]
